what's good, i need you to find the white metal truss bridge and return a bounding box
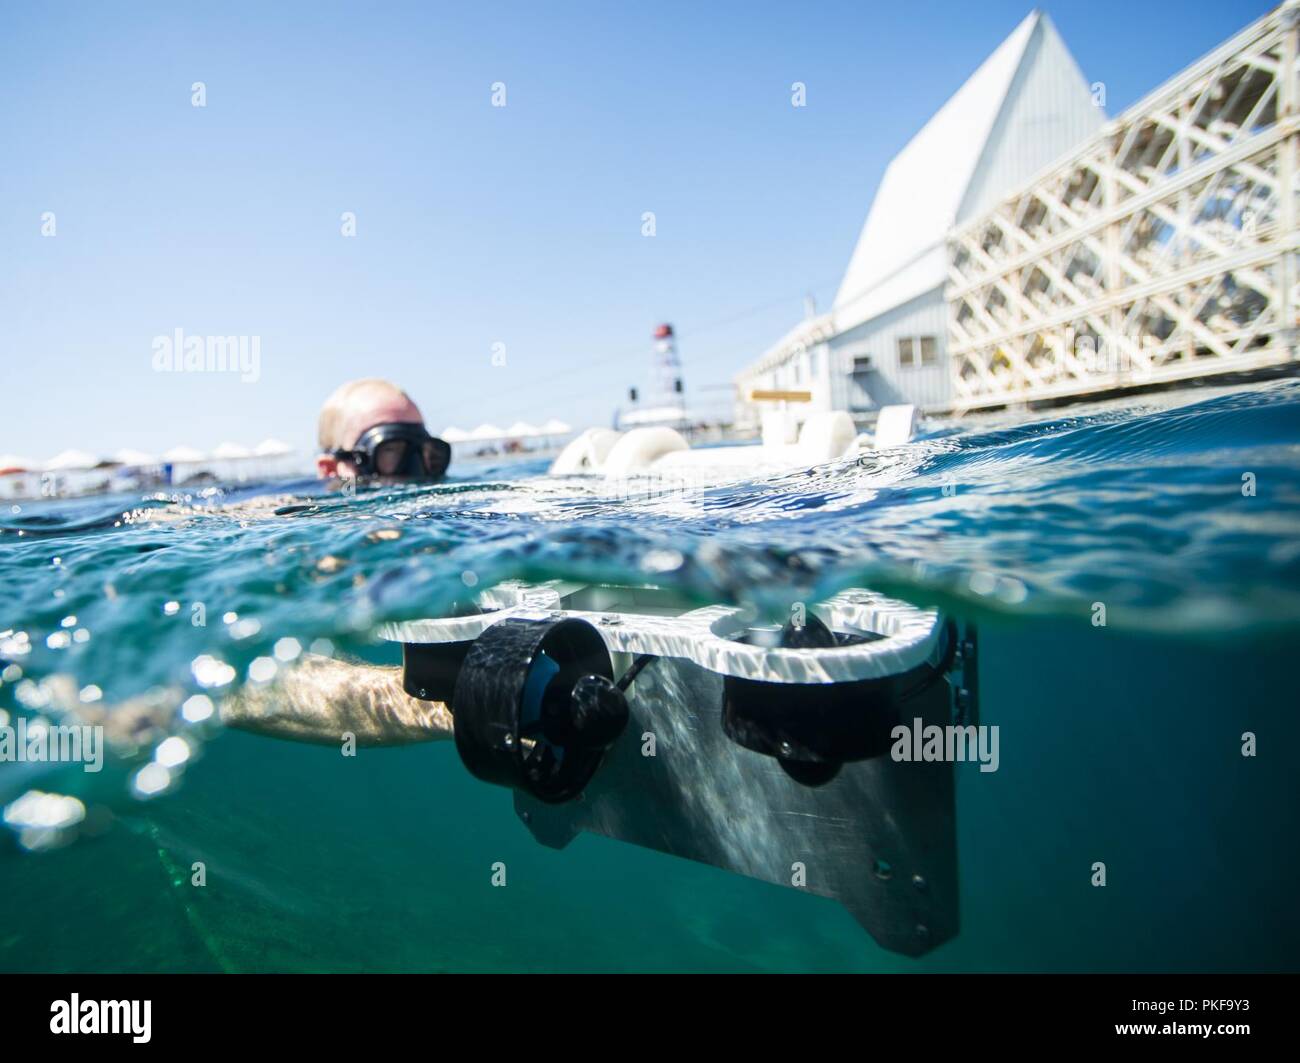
[946,1,1300,412]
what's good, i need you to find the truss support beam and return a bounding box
[946,2,1300,413]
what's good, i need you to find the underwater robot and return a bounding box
[380,578,977,958]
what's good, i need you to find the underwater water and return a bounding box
[2,380,1298,972]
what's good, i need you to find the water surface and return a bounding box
[2,381,1298,971]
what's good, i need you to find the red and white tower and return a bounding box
[651,323,685,416]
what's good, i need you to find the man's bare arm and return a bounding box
[220,653,453,746]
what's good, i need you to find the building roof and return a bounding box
[736,312,835,382]
[832,10,1043,333]
[739,9,1103,386]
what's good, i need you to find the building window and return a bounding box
[898,335,939,368]
[852,355,872,374]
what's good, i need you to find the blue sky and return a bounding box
[0,0,1274,462]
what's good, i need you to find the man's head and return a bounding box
[316,378,447,481]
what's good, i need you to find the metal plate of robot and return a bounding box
[514,654,959,957]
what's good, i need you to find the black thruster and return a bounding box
[450,617,628,803]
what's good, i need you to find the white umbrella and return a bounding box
[43,449,100,471]
[469,424,505,441]
[212,442,252,460]
[253,438,292,457]
[162,446,206,464]
[112,448,157,466]
[0,454,35,472]
[441,426,470,442]
[541,418,572,435]
[505,420,539,437]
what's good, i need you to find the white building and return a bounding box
[736,10,1105,424]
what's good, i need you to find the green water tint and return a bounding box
[4,620,1295,972]
[2,381,1299,970]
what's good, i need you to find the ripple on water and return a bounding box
[0,381,1298,812]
